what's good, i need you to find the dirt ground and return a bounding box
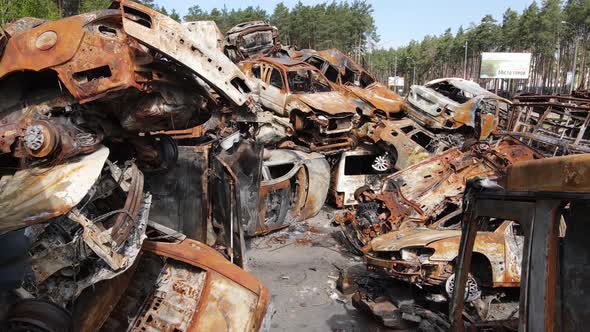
[246,208,395,332]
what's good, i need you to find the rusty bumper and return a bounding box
[366,255,449,286]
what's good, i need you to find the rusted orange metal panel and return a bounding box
[142,239,269,332]
[507,153,590,192]
[0,15,86,77]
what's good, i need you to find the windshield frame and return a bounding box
[286,67,333,94]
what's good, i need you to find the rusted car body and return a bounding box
[366,220,522,292]
[450,154,590,331]
[295,48,404,119]
[352,220,524,330]
[403,78,510,139]
[501,94,590,156]
[148,132,329,244]
[239,57,360,154]
[0,141,270,330]
[69,236,269,332]
[0,146,151,330]
[225,21,280,63]
[143,133,257,266]
[331,118,460,208]
[374,118,455,157]
[259,149,330,235]
[356,118,456,169]
[0,3,271,331]
[0,0,252,167]
[334,138,540,251]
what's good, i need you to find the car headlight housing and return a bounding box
[316,115,329,126]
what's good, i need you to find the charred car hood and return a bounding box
[370,227,461,252]
[346,84,403,113]
[296,91,357,115]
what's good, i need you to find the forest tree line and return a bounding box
[368,0,590,94]
[0,0,180,24]
[182,1,377,54]
[1,0,589,94]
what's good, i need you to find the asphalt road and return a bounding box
[246,208,395,332]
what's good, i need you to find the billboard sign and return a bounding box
[388,76,404,87]
[480,52,532,79]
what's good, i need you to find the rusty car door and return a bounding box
[259,64,288,116]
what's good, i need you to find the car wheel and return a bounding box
[445,273,481,302]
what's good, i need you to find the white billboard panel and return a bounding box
[388,76,404,87]
[480,52,532,79]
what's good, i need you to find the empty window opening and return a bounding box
[73,65,112,83]
[98,25,117,37]
[305,58,325,71]
[123,6,152,28]
[359,71,374,88]
[252,65,261,79]
[269,69,283,89]
[230,77,251,93]
[401,126,415,134]
[344,155,382,175]
[268,163,294,179]
[341,68,355,85]
[411,131,433,150]
[324,65,339,83]
[428,81,471,104]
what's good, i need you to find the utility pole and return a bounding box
[463,40,468,79]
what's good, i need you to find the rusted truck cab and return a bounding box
[450,154,590,331]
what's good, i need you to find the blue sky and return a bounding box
[157,0,535,48]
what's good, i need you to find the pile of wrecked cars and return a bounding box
[1,2,590,331]
[0,2,270,331]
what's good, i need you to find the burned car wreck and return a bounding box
[239,57,361,154]
[75,237,269,332]
[404,78,510,139]
[0,0,254,168]
[335,137,540,252]
[366,220,523,312]
[295,48,404,120]
[329,117,450,209]
[0,147,150,310]
[225,21,280,63]
[449,154,590,331]
[0,2,269,331]
[4,2,590,331]
[502,93,590,156]
[259,149,330,235]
